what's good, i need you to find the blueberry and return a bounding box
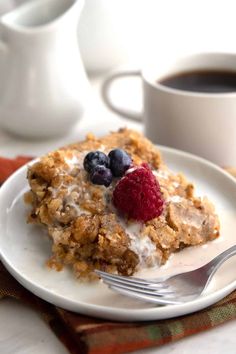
[90,165,113,187]
[83,151,109,173]
[108,149,132,177]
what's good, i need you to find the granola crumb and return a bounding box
[25,129,220,280]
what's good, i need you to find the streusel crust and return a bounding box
[25,128,220,279]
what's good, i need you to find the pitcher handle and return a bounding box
[0,26,8,73]
[0,40,6,52]
[101,70,143,122]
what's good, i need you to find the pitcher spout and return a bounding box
[1,0,84,33]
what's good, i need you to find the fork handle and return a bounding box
[204,245,236,284]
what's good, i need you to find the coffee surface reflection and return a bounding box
[159,70,236,93]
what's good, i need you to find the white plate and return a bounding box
[0,146,236,322]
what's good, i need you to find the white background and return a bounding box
[78,0,236,73]
[3,0,236,72]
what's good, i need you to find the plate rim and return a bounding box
[0,145,236,321]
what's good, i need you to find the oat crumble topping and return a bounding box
[25,128,220,280]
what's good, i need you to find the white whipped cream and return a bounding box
[169,195,183,203]
[117,217,160,267]
[153,168,170,180]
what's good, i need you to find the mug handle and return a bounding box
[101,70,143,121]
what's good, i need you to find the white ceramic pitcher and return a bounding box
[0,0,90,138]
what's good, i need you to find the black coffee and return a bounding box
[159,70,236,93]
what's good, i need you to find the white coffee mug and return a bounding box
[102,53,236,167]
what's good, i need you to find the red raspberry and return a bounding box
[113,163,164,222]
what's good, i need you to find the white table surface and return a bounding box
[0,76,235,354]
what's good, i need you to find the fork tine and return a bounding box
[95,270,167,288]
[110,286,182,305]
[103,277,173,292]
[104,279,175,297]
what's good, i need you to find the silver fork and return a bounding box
[96,245,236,305]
